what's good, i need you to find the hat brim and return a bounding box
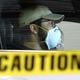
[42,13,64,23]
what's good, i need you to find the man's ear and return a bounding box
[30,24,38,34]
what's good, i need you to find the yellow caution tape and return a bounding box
[0,50,80,76]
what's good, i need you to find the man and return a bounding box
[17,5,64,50]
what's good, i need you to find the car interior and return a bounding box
[0,0,80,49]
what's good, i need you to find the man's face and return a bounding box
[37,19,54,49]
[41,19,54,31]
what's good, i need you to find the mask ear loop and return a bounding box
[37,25,48,32]
[20,25,47,43]
[37,25,48,43]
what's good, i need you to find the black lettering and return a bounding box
[40,55,47,70]
[25,55,34,71]
[0,56,8,71]
[11,56,20,71]
[51,55,54,70]
[71,55,80,69]
[58,55,67,70]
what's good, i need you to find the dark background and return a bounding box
[0,0,80,23]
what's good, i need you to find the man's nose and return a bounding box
[48,21,53,29]
[48,21,52,25]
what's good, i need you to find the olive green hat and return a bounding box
[19,5,64,27]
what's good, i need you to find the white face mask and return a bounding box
[45,26,63,50]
